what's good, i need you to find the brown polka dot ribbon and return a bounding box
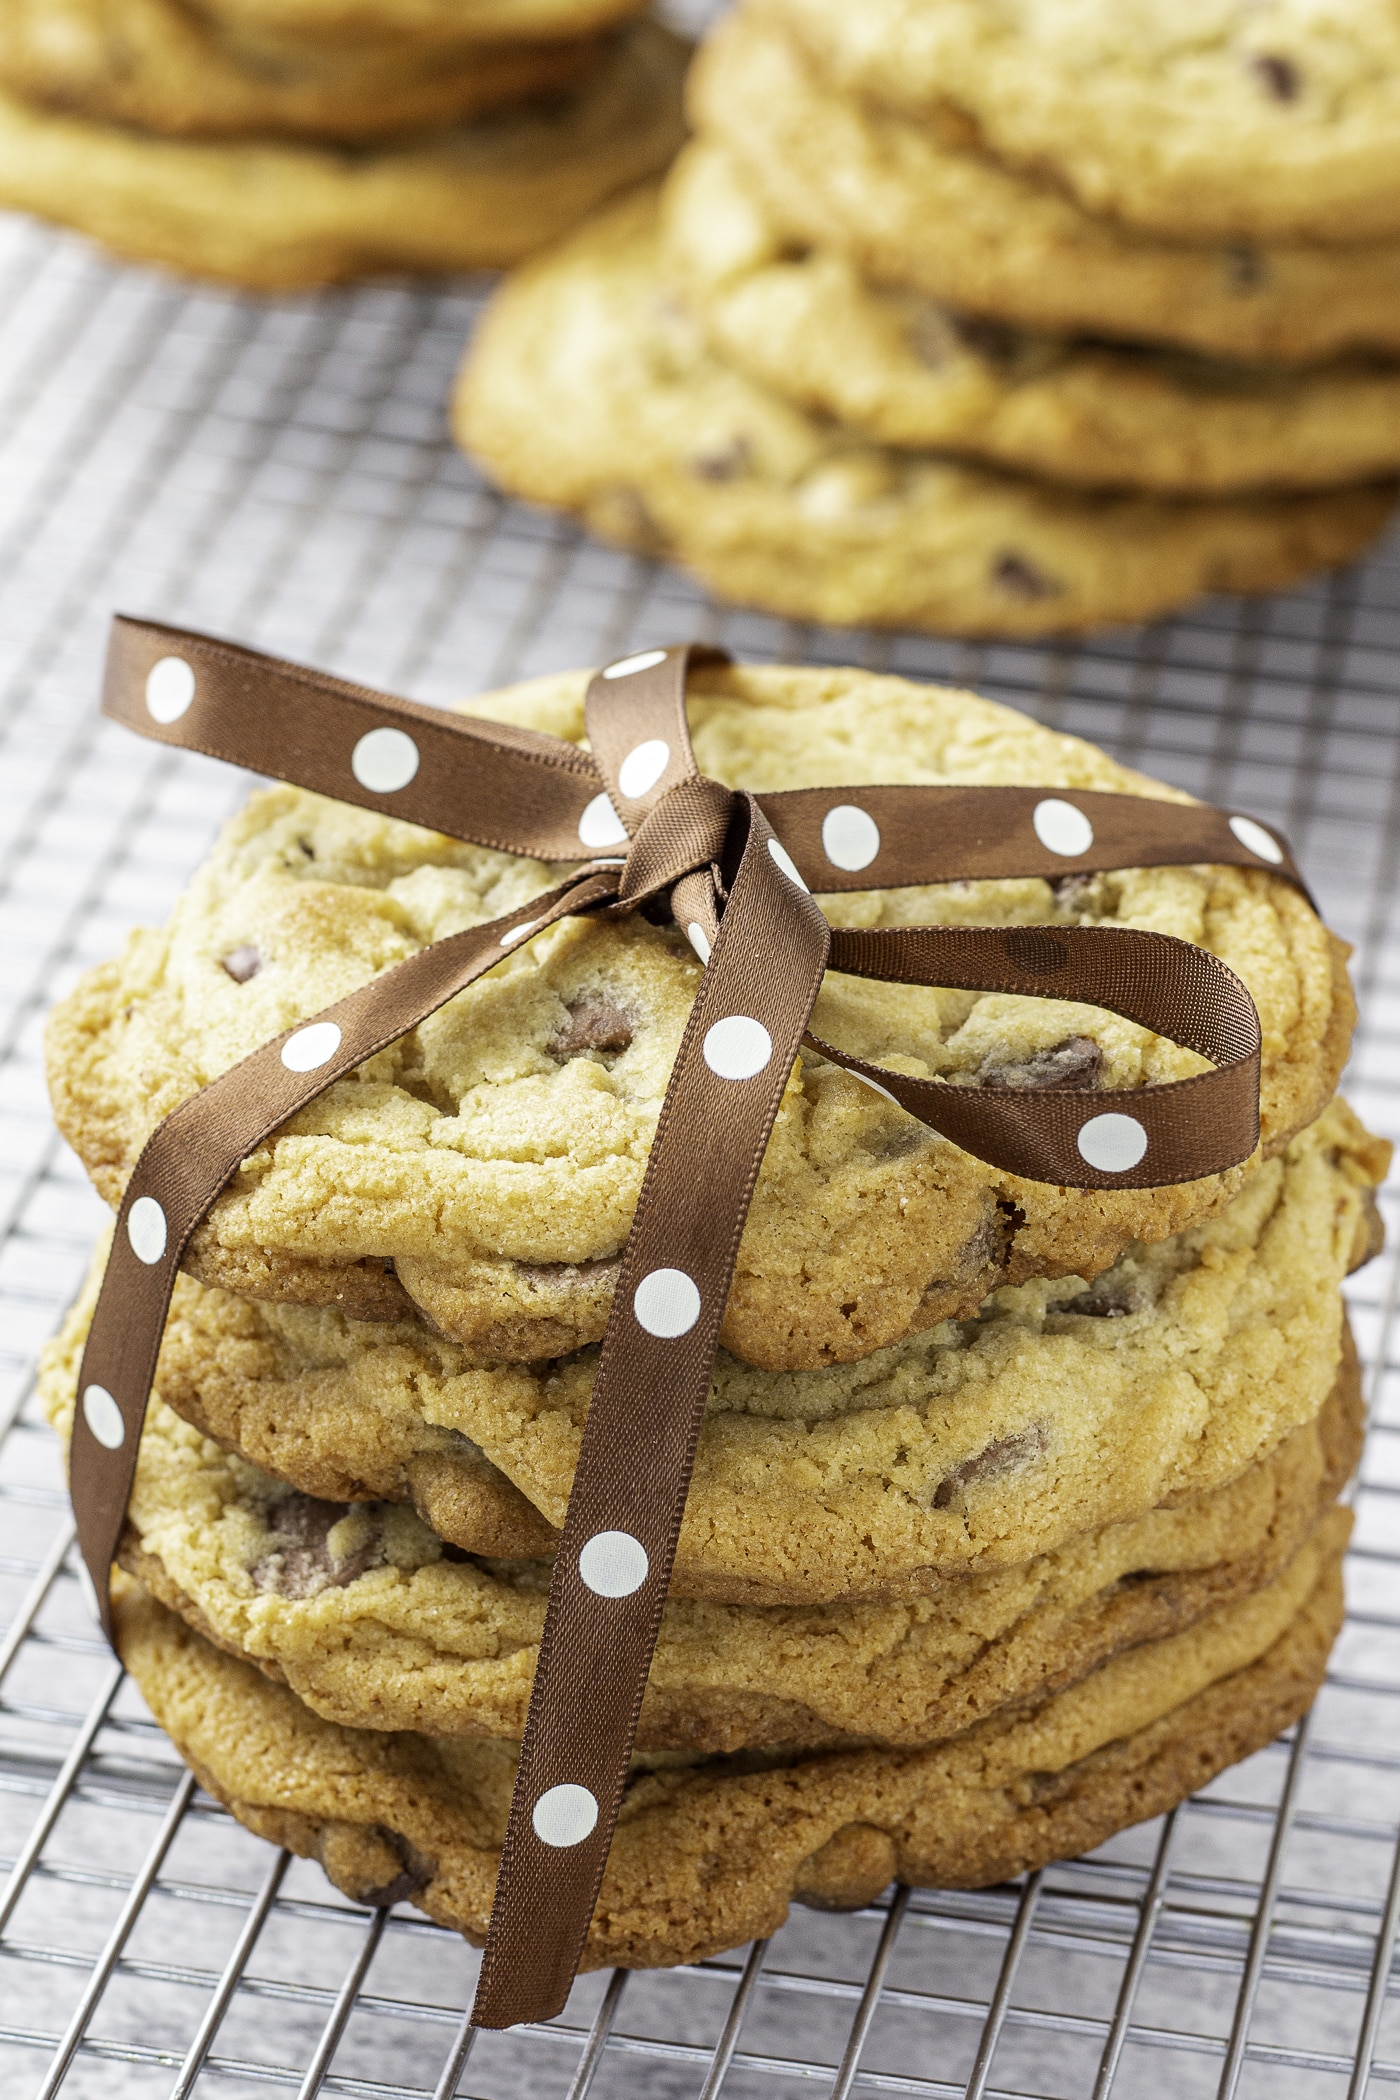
[74,616,1308,2028]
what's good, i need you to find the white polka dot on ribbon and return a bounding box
[821,804,880,872]
[532,1783,598,1847]
[281,1021,342,1072]
[1033,798,1094,857]
[703,1016,772,1080]
[351,727,419,794]
[617,739,669,800]
[83,1383,125,1450]
[578,1531,649,1597]
[1229,814,1284,865]
[633,1268,701,1338]
[578,792,627,849]
[1077,1112,1147,1172]
[602,649,667,680]
[126,1195,167,1266]
[145,656,195,725]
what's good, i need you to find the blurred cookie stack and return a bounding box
[457,0,1400,635]
[42,657,1389,1962]
[0,0,687,285]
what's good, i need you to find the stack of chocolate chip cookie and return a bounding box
[0,0,686,286]
[43,658,1388,1970]
[455,0,1400,635]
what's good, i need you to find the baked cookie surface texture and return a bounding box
[113,1536,1348,1968]
[40,1273,1364,1747]
[688,14,1400,367]
[47,659,1361,1373]
[0,19,686,285]
[662,140,1400,496]
[455,190,1395,635]
[0,0,608,141]
[758,0,1400,245]
[45,1101,1384,1602]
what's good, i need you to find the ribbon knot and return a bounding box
[70,618,1314,2032]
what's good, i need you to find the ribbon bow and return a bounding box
[69,619,1303,2028]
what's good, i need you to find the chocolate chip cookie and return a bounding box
[0,20,685,286]
[758,0,1400,246]
[46,1103,1384,1602]
[112,1525,1347,1965]
[43,1333,1359,1751]
[47,659,1363,1370]
[455,190,1395,635]
[690,14,1400,367]
[664,140,1400,495]
[0,0,608,142]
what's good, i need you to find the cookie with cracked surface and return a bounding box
[689,15,1400,368]
[46,1107,1384,1602]
[113,1527,1347,1965]
[0,0,609,142]
[758,0,1400,247]
[663,141,1400,497]
[0,20,685,287]
[47,657,1363,1372]
[42,1307,1359,1749]
[455,189,1395,636]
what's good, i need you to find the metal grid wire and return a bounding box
[2,199,1400,2100]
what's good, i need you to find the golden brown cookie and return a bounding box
[47,659,1365,1371]
[200,0,642,45]
[0,0,606,142]
[42,1334,1357,1752]
[455,189,1395,636]
[758,0,1400,246]
[113,1525,1347,1966]
[688,14,1400,367]
[44,1107,1382,1603]
[0,21,686,286]
[663,141,1400,496]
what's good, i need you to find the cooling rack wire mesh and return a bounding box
[2,184,1400,2100]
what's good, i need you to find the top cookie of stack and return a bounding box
[49,656,1358,1373]
[0,0,687,284]
[455,0,1400,633]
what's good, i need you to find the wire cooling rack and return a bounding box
[2,204,1400,2100]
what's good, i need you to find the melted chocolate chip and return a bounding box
[992,553,1061,600]
[1049,872,1097,913]
[1250,51,1300,100]
[977,1035,1105,1092]
[690,436,752,482]
[1052,1274,1147,1318]
[932,1424,1047,1507]
[549,997,634,1059]
[953,314,1024,369]
[219,944,262,983]
[1225,243,1266,292]
[250,1495,381,1599]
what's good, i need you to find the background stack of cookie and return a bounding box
[457,0,1400,636]
[0,0,687,286]
[42,659,1389,1966]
